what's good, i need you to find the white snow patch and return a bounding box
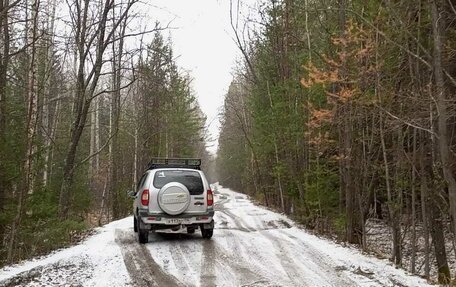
[0,217,132,286]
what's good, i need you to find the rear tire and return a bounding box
[201,228,213,239]
[187,227,195,234]
[137,217,148,244]
[133,216,138,232]
[138,230,148,244]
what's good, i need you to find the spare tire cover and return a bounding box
[158,182,191,215]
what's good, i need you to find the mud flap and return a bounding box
[139,218,151,230]
[203,220,214,229]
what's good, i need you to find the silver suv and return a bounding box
[129,158,214,243]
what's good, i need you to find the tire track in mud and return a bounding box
[262,229,357,287]
[168,241,196,283]
[217,195,253,232]
[216,196,282,286]
[279,230,387,286]
[150,231,263,286]
[220,191,355,286]
[214,196,230,211]
[215,190,355,286]
[161,230,267,286]
[219,201,291,233]
[221,209,257,232]
[114,229,184,287]
[258,230,311,286]
[215,229,270,285]
[199,240,216,287]
[221,192,348,287]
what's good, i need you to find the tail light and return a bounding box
[207,189,213,206]
[141,189,149,206]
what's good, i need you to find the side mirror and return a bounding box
[127,190,136,199]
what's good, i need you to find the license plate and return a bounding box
[167,218,187,224]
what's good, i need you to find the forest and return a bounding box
[217,0,456,284]
[0,0,211,266]
[1,0,456,285]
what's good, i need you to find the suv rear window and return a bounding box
[153,170,204,195]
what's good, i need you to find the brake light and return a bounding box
[141,189,149,206]
[207,189,213,206]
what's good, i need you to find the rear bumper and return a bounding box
[138,210,214,225]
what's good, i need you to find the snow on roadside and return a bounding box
[0,218,132,286]
[215,185,433,287]
[366,218,455,280]
[283,227,431,286]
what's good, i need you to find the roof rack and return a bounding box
[147,158,201,170]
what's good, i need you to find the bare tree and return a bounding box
[7,0,40,262]
[109,0,129,219]
[58,0,137,219]
[429,0,452,283]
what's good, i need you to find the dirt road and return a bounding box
[114,187,430,287]
[0,186,432,287]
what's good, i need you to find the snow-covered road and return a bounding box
[0,186,433,287]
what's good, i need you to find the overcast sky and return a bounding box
[144,1,244,154]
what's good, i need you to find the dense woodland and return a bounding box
[0,0,210,266]
[217,0,456,284]
[2,0,456,285]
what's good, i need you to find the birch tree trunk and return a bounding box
[431,0,456,244]
[110,2,128,219]
[89,97,97,178]
[419,142,430,279]
[7,0,40,262]
[267,80,285,212]
[42,0,57,187]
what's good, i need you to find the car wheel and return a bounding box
[187,227,195,234]
[201,228,213,239]
[137,217,148,244]
[133,216,138,232]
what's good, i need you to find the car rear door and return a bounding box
[152,169,207,214]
